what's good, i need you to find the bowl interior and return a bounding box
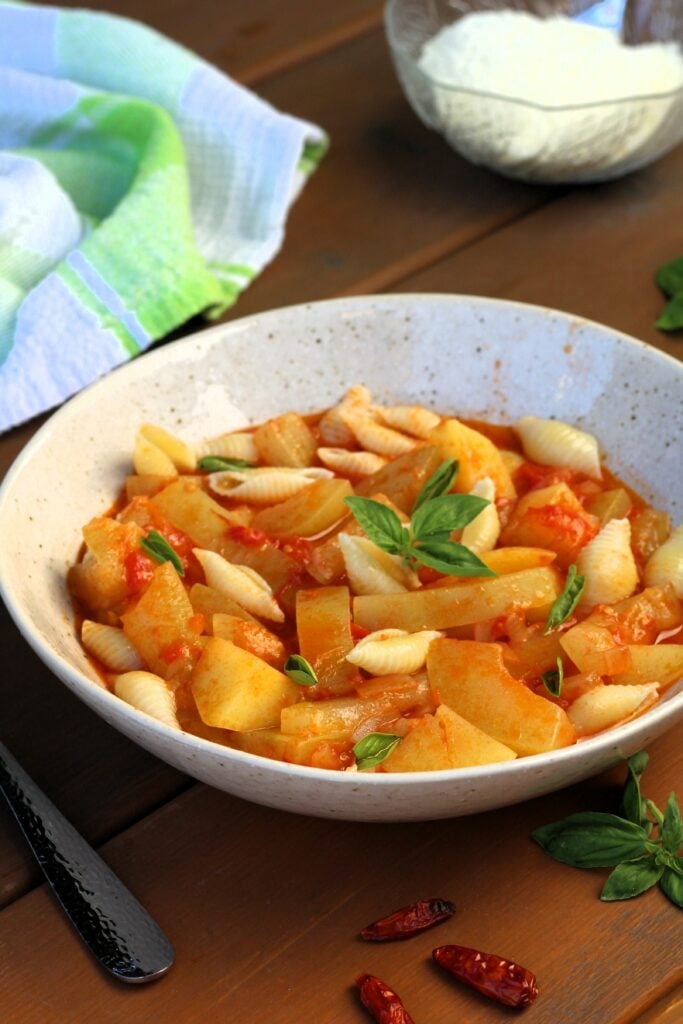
[1,294,681,820]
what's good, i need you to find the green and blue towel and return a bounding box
[0,1,326,432]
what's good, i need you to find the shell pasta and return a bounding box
[68,387,683,772]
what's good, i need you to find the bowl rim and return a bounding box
[1,291,682,788]
[384,0,683,110]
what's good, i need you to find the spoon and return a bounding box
[0,739,174,983]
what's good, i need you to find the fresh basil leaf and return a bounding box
[541,657,564,697]
[600,856,664,902]
[411,493,489,541]
[198,456,254,471]
[622,750,652,832]
[661,792,683,855]
[544,565,585,634]
[344,497,409,555]
[660,860,683,908]
[284,655,318,687]
[531,812,650,868]
[412,541,496,577]
[140,530,184,576]
[655,256,683,298]
[413,459,458,512]
[655,291,683,332]
[353,732,401,771]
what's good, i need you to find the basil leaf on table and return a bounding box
[661,793,683,854]
[622,750,652,833]
[284,655,318,687]
[544,564,585,634]
[655,292,683,333]
[140,530,184,576]
[343,497,409,556]
[413,458,458,511]
[660,860,683,908]
[353,733,401,771]
[655,256,683,297]
[600,857,664,902]
[531,812,651,868]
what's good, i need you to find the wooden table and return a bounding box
[1,4,681,1021]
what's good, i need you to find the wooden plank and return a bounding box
[0,603,189,907]
[45,0,385,85]
[0,728,679,1023]
[227,30,561,320]
[625,987,683,1024]
[389,144,683,362]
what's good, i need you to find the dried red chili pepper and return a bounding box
[432,944,538,1008]
[360,898,454,942]
[356,973,416,1024]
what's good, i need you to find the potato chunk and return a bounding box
[354,445,442,513]
[122,562,200,680]
[252,478,353,538]
[151,478,244,549]
[567,683,658,737]
[254,412,317,467]
[280,674,430,739]
[212,613,286,669]
[611,645,683,690]
[501,482,599,568]
[383,705,516,772]
[191,637,300,731]
[427,639,575,755]
[428,419,516,499]
[353,567,561,632]
[68,517,143,613]
[296,586,359,696]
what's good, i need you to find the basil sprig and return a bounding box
[140,530,184,576]
[655,255,683,332]
[344,461,495,579]
[284,654,318,687]
[413,458,458,511]
[353,732,401,771]
[198,456,254,472]
[544,564,585,634]
[532,751,683,908]
[541,656,564,698]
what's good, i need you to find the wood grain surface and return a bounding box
[0,2,681,1022]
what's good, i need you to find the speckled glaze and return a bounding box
[1,295,681,822]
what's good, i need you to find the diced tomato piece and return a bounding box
[124,549,155,594]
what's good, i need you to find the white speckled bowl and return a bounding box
[1,295,681,821]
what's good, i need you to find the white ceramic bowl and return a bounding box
[1,295,681,822]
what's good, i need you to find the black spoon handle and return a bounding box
[0,739,174,983]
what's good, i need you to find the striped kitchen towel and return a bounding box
[0,2,326,432]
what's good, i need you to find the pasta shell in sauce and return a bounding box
[133,435,177,478]
[81,621,143,673]
[194,431,258,462]
[644,524,683,598]
[114,671,181,730]
[316,447,387,476]
[139,423,196,471]
[515,416,602,479]
[340,412,417,457]
[208,466,333,504]
[576,518,638,609]
[374,405,441,439]
[460,477,500,555]
[318,385,372,445]
[193,548,285,622]
[346,628,443,675]
[338,534,419,595]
